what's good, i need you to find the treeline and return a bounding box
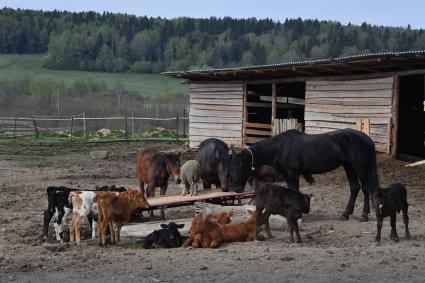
[0,76,188,117]
[1,7,425,73]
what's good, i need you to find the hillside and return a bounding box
[0,54,187,97]
[1,8,425,74]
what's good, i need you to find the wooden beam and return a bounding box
[245,122,272,129]
[272,82,276,128]
[242,84,247,145]
[245,128,272,136]
[391,75,400,157]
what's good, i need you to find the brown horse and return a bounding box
[136,149,181,197]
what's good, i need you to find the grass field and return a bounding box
[0,54,188,97]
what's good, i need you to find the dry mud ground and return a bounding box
[0,141,424,282]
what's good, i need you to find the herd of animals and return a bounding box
[43,128,411,249]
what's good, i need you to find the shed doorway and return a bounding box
[397,75,425,159]
[244,82,306,145]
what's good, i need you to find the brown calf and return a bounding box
[97,190,150,246]
[136,149,181,197]
[183,213,222,248]
[220,209,264,242]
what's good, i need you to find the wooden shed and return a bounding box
[163,51,425,159]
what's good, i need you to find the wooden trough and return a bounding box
[145,188,256,212]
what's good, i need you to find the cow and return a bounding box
[142,222,185,249]
[97,189,150,246]
[220,209,264,242]
[183,213,222,248]
[373,182,411,242]
[196,138,230,192]
[255,183,311,243]
[136,149,181,197]
[180,160,201,196]
[230,129,379,221]
[43,186,77,241]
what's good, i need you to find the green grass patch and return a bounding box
[125,241,144,249]
[0,54,188,97]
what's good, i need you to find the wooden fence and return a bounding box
[272,119,303,135]
[0,112,189,141]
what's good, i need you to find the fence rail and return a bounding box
[0,112,189,141]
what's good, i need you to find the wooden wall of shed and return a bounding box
[304,77,394,152]
[189,83,244,147]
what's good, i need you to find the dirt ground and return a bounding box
[0,141,424,282]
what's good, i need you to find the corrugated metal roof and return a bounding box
[161,50,425,81]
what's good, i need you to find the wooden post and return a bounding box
[70,117,74,141]
[13,117,17,138]
[271,82,277,134]
[183,108,186,137]
[176,113,179,142]
[83,112,87,139]
[32,116,39,138]
[242,84,247,145]
[391,75,400,157]
[125,116,128,141]
[131,112,135,139]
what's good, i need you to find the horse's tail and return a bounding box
[367,146,380,195]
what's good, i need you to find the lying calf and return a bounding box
[220,209,264,242]
[255,183,311,243]
[184,213,222,248]
[143,222,185,249]
[373,182,411,242]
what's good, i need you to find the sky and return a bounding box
[1,0,424,29]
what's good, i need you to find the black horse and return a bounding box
[196,138,231,192]
[230,129,380,221]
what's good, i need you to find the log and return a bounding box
[195,202,294,230]
[405,160,425,167]
[121,219,192,238]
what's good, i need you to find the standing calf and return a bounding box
[180,160,201,196]
[97,189,150,246]
[255,183,311,243]
[373,182,411,242]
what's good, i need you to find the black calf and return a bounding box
[373,182,411,242]
[255,183,311,243]
[142,222,185,249]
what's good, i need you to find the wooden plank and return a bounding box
[356,119,362,131]
[190,136,242,147]
[190,123,242,131]
[363,118,370,136]
[305,127,388,143]
[305,122,388,135]
[245,136,268,144]
[306,84,393,92]
[245,122,272,129]
[189,109,243,118]
[304,113,392,124]
[191,93,242,99]
[245,128,272,136]
[405,160,425,167]
[306,98,391,106]
[189,128,241,137]
[189,115,242,124]
[246,102,304,109]
[305,89,393,99]
[305,105,391,114]
[191,104,242,112]
[391,76,399,157]
[305,111,392,119]
[307,77,394,86]
[243,84,247,145]
[190,98,242,106]
[272,82,276,126]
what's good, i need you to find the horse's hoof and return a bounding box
[358,215,369,222]
[391,234,399,243]
[339,214,349,221]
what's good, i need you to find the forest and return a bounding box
[1,7,425,73]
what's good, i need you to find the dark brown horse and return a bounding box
[230,129,380,221]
